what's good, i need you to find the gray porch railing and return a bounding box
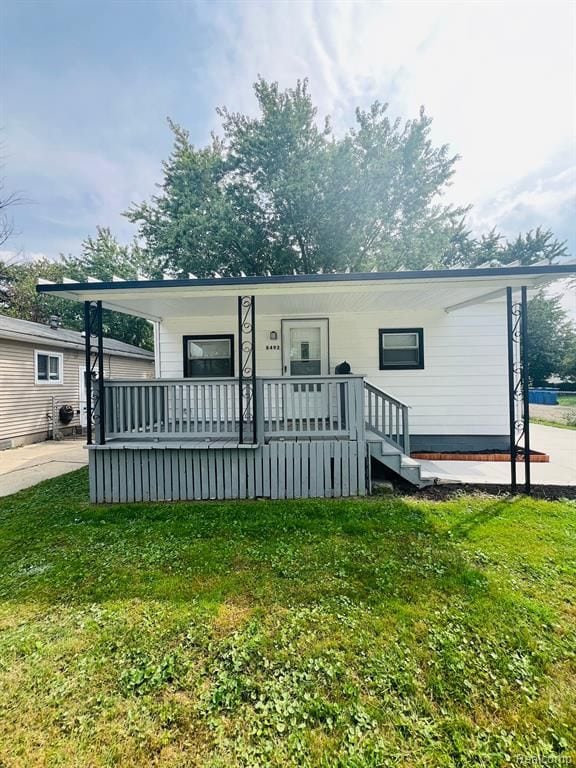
[103,375,365,443]
[364,381,410,454]
[104,378,238,440]
[261,376,364,439]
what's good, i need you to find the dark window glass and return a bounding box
[379,329,424,370]
[290,360,321,376]
[184,336,233,377]
[37,354,48,380]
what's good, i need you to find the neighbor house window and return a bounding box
[183,335,234,377]
[35,350,63,384]
[379,329,424,370]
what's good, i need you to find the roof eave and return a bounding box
[35,264,576,296]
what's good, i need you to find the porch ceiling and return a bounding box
[36,266,574,321]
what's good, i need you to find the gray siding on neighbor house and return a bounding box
[0,338,154,448]
[88,440,367,503]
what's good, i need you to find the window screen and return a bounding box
[379,329,424,370]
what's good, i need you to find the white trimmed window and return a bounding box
[35,350,63,384]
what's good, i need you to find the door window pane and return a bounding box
[290,360,321,376]
[289,327,321,376]
[289,327,321,359]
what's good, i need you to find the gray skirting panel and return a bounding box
[88,440,367,503]
[410,434,510,452]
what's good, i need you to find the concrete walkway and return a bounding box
[421,423,575,486]
[0,440,88,497]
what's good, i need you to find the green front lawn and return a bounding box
[558,394,576,407]
[0,471,575,767]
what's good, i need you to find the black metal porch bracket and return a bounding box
[238,295,257,444]
[506,286,531,494]
[83,300,106,445]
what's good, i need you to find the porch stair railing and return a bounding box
[363,381,435,488]
[364,380,410,455]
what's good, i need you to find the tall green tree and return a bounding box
[126,78,467,276]
[466,226,568,268]
[0,228,153,349]
[526,293,576,386]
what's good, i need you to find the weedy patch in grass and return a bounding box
[0,469,574,766]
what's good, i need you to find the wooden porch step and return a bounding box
[366,430,437,489]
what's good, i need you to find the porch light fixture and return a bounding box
[269,331,278,340]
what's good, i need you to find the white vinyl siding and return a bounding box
[157,301,508,437]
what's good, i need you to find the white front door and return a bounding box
[281,319,329,377]
[281,319,330,424]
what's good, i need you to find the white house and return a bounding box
[36,263,575,502]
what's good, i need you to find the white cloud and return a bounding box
[5,0,574,258]
[195,0,575,237]
[0,249,49,264]
[469,161,576,243]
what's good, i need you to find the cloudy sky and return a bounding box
[1,0,575,262]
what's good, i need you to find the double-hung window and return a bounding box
[35,350,63,384]
[379,329,424,370]
[183,335,234,378]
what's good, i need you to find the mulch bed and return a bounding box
[411,450,549,463]
[412,484,576,501]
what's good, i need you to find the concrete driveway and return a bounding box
[421,423,575,486]
[0,440,88,497]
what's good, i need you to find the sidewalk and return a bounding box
[421,423,575,486]
[0,440,88,497]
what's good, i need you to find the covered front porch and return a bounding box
[36,264,573,500]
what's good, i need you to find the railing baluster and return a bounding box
[265,382,271,434]
[217,384,223,433]
[139,385,144,434]
[289,380,296,433]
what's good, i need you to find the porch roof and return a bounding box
[36,264,576,321]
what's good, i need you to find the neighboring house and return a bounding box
[37,263,575,502]
[0,314,154,450]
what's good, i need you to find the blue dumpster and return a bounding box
[529,388,558,405]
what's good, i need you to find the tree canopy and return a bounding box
[126,78,470,276]
[1,77,572,367]
[0,228,153,349]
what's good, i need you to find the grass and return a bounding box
[558,394,576,407]
[0,471,575,767]
[531,417,576,431]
